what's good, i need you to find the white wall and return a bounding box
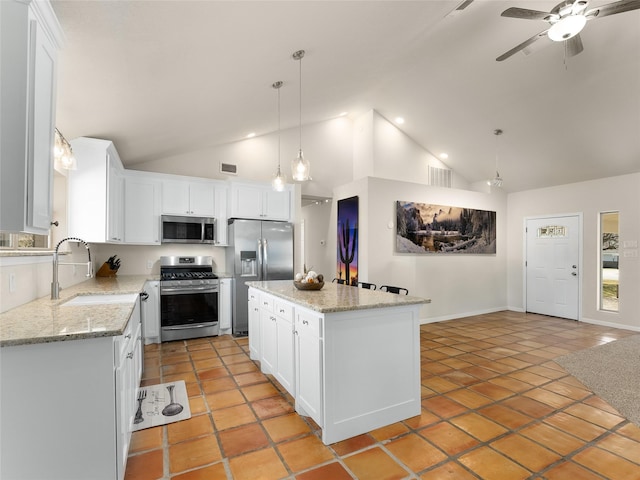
[332,177,508,322]
[507,173,640,330]
[132,117,354,198]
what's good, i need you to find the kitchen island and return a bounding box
[247,280,430,445]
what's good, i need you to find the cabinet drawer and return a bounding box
[296,310,322,338]
[274,300,293,322]
[248,289,260,303]
[260,294,274,312]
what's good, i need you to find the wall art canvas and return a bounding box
[396,201,496,254]
[337,196,358,285]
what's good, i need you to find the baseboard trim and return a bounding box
[420,307,508,325]
[579,317,640,332]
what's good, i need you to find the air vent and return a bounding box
[428,165,452,188]
[220,162,237,175]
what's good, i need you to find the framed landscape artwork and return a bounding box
[337,196,358,285]
[396,201,496,254]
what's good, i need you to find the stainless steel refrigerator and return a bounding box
[226,219,294,336]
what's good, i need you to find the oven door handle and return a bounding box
[163,323,217,331]
[161,286,218,295]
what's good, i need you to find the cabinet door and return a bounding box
[162,180,190,215]
[26,12,56,232]
[142,281,160,343]
[263,189,291,221]
[275,316,295,395]
[124,176,160,244]
[248,291,260,360]
[189,183,215,216]
[296,310,323,425]
[107,162,124,242]
[219,278,232,330]
[214,185,228,245]
[231,184,263,219]
[260,309,277,374]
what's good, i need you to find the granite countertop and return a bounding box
[0,275,154,347]
[246,280,430,313]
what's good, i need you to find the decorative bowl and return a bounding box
[293,281,325,291]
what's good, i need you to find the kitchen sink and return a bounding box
[61,293,138,306]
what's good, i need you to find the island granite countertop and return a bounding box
[246,280,430,313]
[0,275,155,347]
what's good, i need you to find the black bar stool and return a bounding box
[380,285,408,295]
[332,278,346,285]
[357,281,377,290]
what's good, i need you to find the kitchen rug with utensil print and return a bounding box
[132,381,191,431]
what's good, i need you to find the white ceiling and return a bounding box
[51,0,640,193]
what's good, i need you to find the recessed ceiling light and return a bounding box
[246,132,256,138]
[439,153,449,160]
[395,117,405,125]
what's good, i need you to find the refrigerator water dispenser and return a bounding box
[240,251,257,276]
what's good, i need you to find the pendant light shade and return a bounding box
[271,81,286,192]
[291,49,310,182]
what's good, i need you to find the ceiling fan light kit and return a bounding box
[548,14,587,41]
[496,0,640,61]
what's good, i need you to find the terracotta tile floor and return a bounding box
[125,311,640,480]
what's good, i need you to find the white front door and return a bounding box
[525,215,581,320]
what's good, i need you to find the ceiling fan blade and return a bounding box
[501,7,551,20]
[585,0,640,18]
[566,33,584,56]
[496,30,549,61]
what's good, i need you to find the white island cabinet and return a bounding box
[248,281,429,444]
[0,294,143,480]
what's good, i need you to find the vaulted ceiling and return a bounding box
[51,1,640,193]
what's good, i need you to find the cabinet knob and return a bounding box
[127,352,134,359]
[303,320,309,325]
[125,334,132,339]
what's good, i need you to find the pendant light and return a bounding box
[291,49,310,182]
[271,81,286,192]
[488,129,504,188]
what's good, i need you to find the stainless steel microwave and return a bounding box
[161,215,216,244]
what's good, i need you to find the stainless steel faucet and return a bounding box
[51,237,93,300]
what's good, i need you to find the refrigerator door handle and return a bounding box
[263,238,269,279]
[257,238,263,280]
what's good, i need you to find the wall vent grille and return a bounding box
[220,162,237,175]
[428,166,452,188]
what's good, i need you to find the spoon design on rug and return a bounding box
[161,384,184,416]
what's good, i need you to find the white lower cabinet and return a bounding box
[248,290,260,360]
[142,280,160,344]
[219,278,232,332]
[294,308,323,426]
[0,299,142,480]
[257,293,295,396]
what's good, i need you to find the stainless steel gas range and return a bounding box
[160,256,219,342]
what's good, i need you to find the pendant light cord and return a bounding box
[298,52,302,150]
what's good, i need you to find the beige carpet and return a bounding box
[556,335,640,426]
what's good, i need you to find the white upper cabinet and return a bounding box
[0,0,64,234]
[230,182,292,221]
[67,138,125,243]
[162,180,215,216]
[124,173,161,245]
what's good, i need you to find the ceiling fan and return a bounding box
[496,0,640,61]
